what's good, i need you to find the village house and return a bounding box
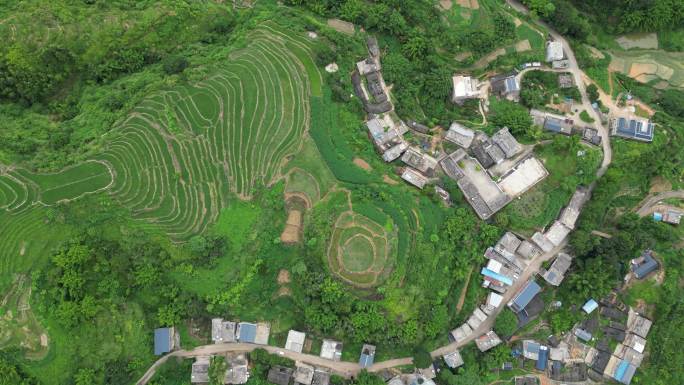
[452,75,482,104]
[581,127,602,145]
[630,250,659,279]
[236,322,270,344]
[492,127,522,159]
[475,331,502,352]
[530,109,575,136]
[212,318,237,343]
[443,349,464,369]
[546,41,564,62]
[559,188,588,229]
[653,209,682,225]
[320,339,343,361]
[407,120,430,133]
[401,148,438,175]
[153,327,178,356]
[558,74,574,88]
[359,344,376,368]
[490,72,521,100]
[294,362,315,385]
[225,354,250,384]
[285,330,306,353]
[508,279,542,315]
[312,369,331,385]
[609,114,654,142]
[268,366,294,385]
[481,292,504,315]
[552,59,570,69]
[191,356,211,384]
[449,323,474,344]
[540,252,572,286]
[543,221,572,247]
[582,299,599,314]
[444,122,475,148]
[401,168,429,189]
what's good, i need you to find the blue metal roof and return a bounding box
[535,346,548,370]
[582,299,599,314]
[505,78,519,92]
[238,323,257,343]
[154,328,171,356]
[544,118,563,133]
[633,256,658,279]
[653,212,663,221]
[359,353,374,368]
[511,280,541,312]
[481,268,514,286]
[616,118,654,141]
[615,360,629,381]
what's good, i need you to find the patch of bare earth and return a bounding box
[456,0,479,9]
[383,175,399,185]
[513,17,522,27]
[455,51,473,62]
[439,0,452,10]
[327,19,354,35]
[280,210,302,243]
[353,157,372,171]
[649,176,672,193]
[515,39,532,53]
[277,269,291,284]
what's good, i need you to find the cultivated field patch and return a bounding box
[0,275,49,360]
[609,50,684,88]
[94,22,319,240]
[327,211,397,288]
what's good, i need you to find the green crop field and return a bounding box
[0,22,321,244]
[327,211,397,288]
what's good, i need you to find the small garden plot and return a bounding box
[327,211,397,288]
[520,70,581,109]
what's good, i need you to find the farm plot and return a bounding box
[609,49,684,88]
[0,274,49,360]
[95,23,319,240]
[327,211,397,288]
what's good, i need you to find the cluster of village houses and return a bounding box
[353,37,657,222]
[152,319,378,385]
[145,35,671,385]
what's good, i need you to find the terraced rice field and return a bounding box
[0,22,321,243]
[327,211,397,288]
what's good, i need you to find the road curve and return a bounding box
[504,0,612,177]
[635,191,684,216]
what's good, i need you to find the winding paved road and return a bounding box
[635,191,684,216]
[136,3,617,384]
[505,0,612,177]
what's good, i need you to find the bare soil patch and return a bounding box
[277,286,292,297]
[353,157,372,171]
[649,176,672,193]
[456,0,479,9]
[587,46,605,59]
[327,19,354,35]
[515,39,532,53]
[280,210,302,243]
[277,269,291,284]
[439,0,452,10]
[383,175,399,185]
[616,33,658,50]
[513,17,522,27]
[473,48,506,69]
[455,51,473,62]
